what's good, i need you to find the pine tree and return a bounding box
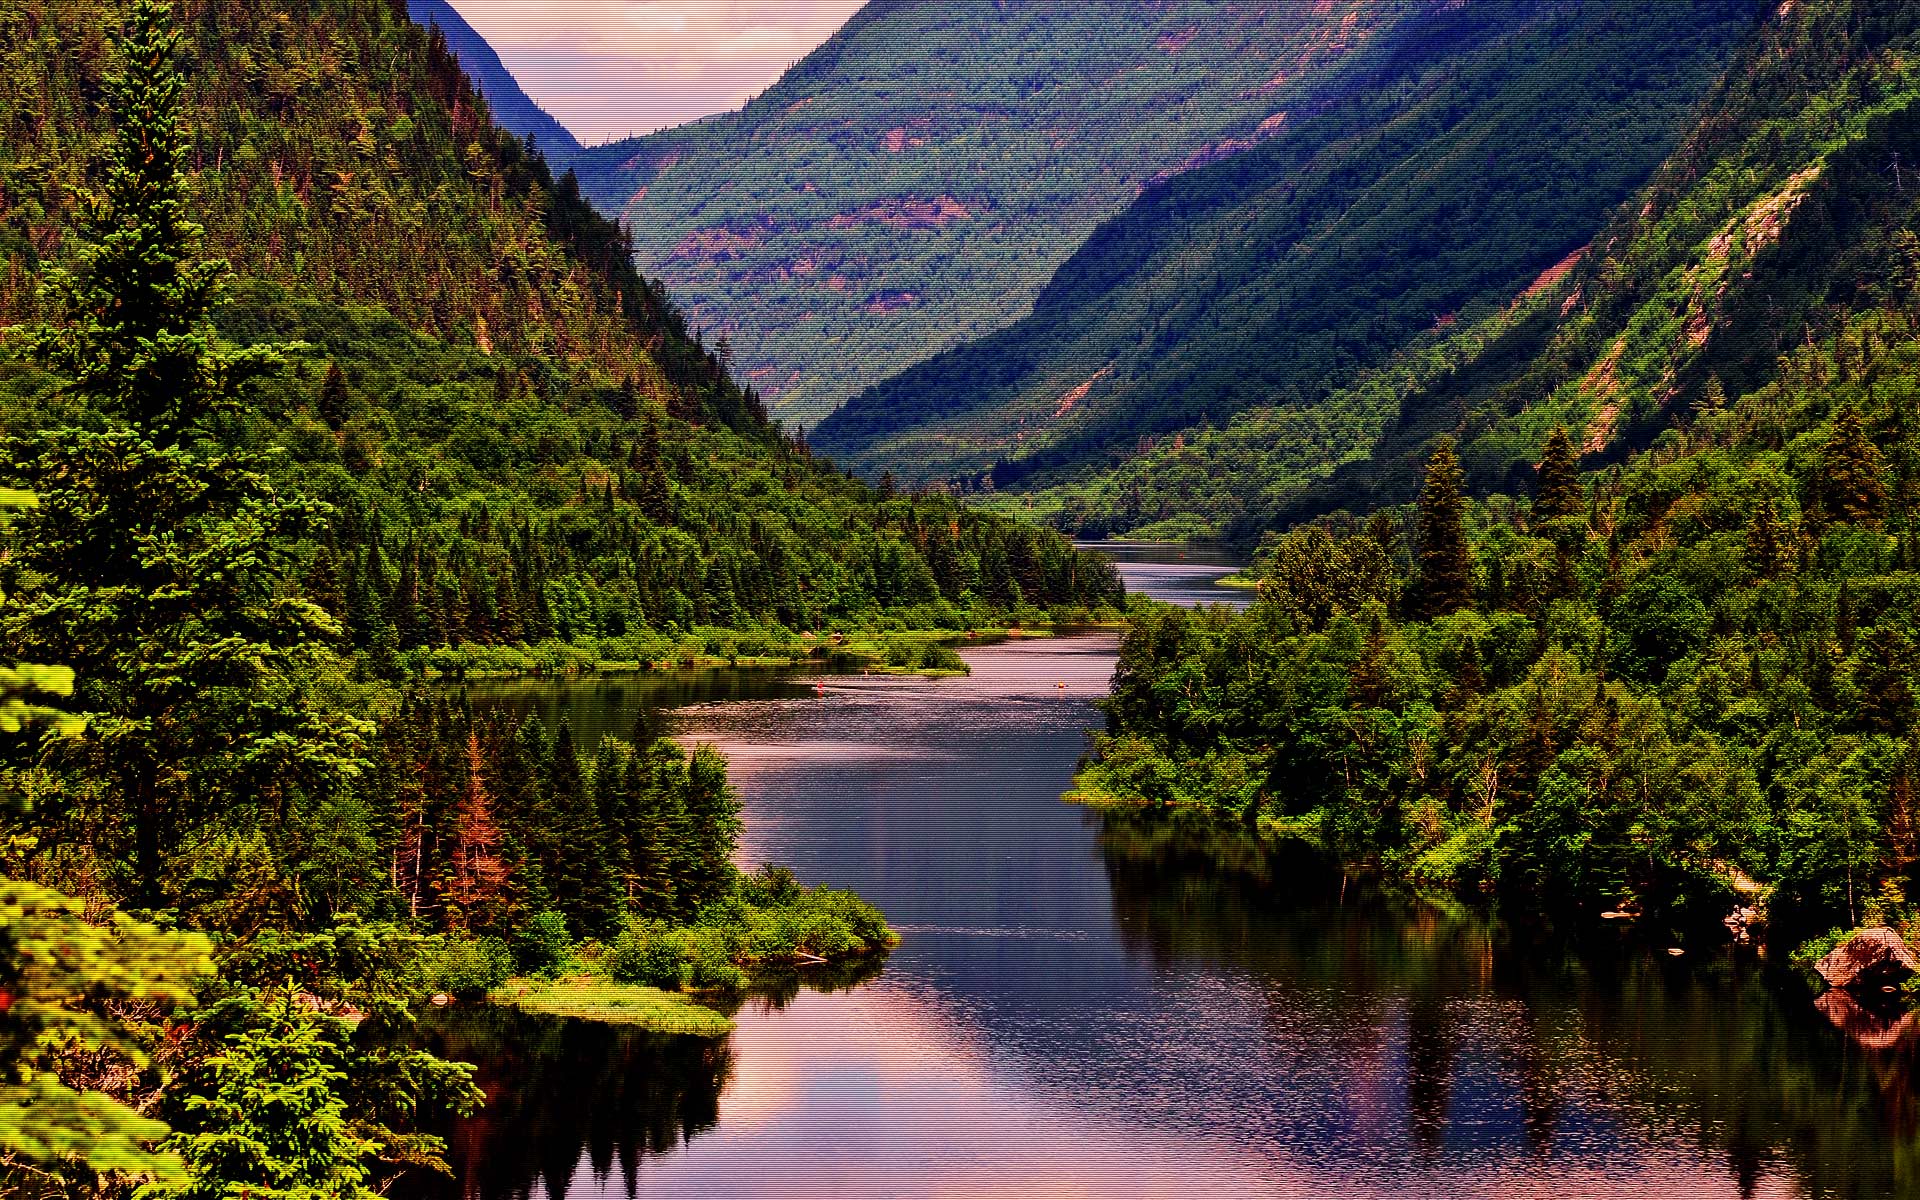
[1819,402,1888,523]
[1416,437,1473,617]
[1532,426,1583,520]
[318,362,349,430]
[637,409,672,523]
[2,0,365,908]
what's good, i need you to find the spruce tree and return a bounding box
[1819,402,1888,523]
[1,0,365,909]
[1416,437,1473,617]
[1533,426,1583,520]
[318,362,349,430]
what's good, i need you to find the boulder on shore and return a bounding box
[1815,927,1920,992]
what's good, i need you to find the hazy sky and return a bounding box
[447,1,867,145]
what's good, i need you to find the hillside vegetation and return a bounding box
[816,0,1762,491]
[1086,0,1920,965]
[569,0,1429,423]
[1009,0,1920,541]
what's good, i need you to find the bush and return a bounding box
[604,920,689,989]
[427,935,513,999]
[513,910,571,977]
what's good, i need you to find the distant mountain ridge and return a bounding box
[406,0,582,160]
[567,1,1436,424]
[812,0,1764,498]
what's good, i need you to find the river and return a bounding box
[411,546,1920,1200]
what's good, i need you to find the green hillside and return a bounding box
[1085,0,1920,960]
[814,0,1762,496]
[0,0,1123,679]
[568,0,1428,424]
[1005,0,1920,541]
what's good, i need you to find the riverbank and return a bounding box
[406,623,1101,682]
[489,977,736,1036]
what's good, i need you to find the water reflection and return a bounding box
[1078,540,1252,610]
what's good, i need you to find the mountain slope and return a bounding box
[0,0,1122,671]
[1012,0,1920,541]
[812,0,1765,489]
[569,0,1437,423]
[405,0,582,160]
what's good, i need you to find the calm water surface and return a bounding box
[415,548,1920,1199]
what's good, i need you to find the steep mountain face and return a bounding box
[0,0,1121,663]
[1002,0,1920,540]
[813,0,1766,492]
[405,0,582,160]
[568,0,1431,424]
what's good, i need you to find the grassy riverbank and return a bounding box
[489,977,736,1036]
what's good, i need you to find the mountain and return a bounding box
[0,0,1122,670]
[812,0,1766,496]
[406,0,582,161]
[992,0,1920,541]
[567,1,1445,424]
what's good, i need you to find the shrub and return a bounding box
[605,920,689,989]
[513,910,571,977]
[427,935,513,998]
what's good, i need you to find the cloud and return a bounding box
[445,1,867,143]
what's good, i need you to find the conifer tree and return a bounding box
[1,0,366,909]
[1533,426,1583,520]
[637,409,672,523]
[1819,402,1888,523]
[318,362,349,431]
[1416,437,1473,617]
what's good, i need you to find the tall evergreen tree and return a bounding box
[1416,437,1472,617]
[1533,426,1583,520]
[0,0,365,909]
[317,362,349,431]
[1819,402,1888,523]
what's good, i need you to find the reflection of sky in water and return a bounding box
[1082,540,1254,611]
[442,546,1873,1200]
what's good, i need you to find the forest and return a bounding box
[1085,338,1920,958]
[0,2,1103,1195]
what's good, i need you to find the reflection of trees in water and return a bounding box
[396,961,890,1200]
[1096,809,1920,1197]
[397,1007,732,1200]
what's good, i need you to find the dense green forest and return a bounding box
[0,2,1081,1194]
[814,0,1763,489]
[567,0,1426,423]
[1085,309,1920,957]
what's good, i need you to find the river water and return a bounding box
[414,546,1920,1200]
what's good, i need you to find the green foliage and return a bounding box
[569,3,1429,423]
[1089,305,1920,951]
[424,937,513,1000]
[602,869,895,996]
[510,911,570,978]
[0,879,211,1191]
[2,0,367,911]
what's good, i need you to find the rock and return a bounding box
[430,992,452,1007]
[1815,927,1920,992]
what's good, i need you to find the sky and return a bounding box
[445,1,868,145]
